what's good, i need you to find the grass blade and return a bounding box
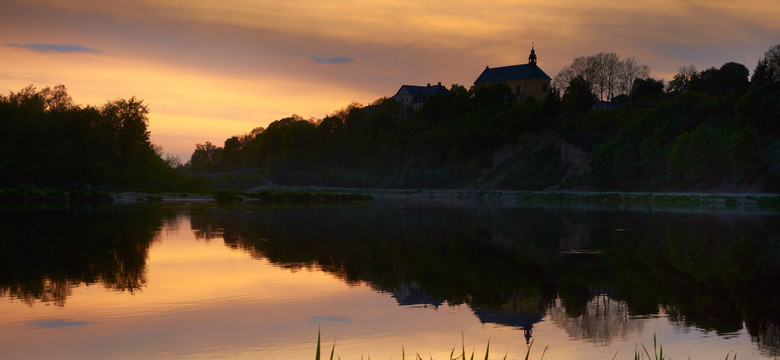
[316,327,321,360]
[642,343,651,359]
[462,332,466,360]
[524,338,535,360]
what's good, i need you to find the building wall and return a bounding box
[486,78,551,102]
[393,88,415,108]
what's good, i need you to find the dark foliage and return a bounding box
[0,85,201,191]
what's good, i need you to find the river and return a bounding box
[0,199,778,359]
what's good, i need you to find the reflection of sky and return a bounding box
[1,0,778,158]
[0,216,769,359]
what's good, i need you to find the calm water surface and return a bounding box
[0,199,778,359]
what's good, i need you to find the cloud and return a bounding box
[310,56,355,64]
[308,315,351,323]
[8,43,99,53]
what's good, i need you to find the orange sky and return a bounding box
[2,0,779,159]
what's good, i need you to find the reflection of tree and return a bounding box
[189,203,560,310]
[549,293,643,346]
[0,204,172,306]
[187,202,780,352]
[746,318,780,356]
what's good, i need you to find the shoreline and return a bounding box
[3,185,778,205]
[111,187,780,205]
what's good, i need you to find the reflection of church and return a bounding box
[472,292,546,345]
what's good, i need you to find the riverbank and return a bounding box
[4,185,780,207]
[249,186,780,206]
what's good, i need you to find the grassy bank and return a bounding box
[512,191,780,208]
[0,185,112,203]
[214,189,373,203]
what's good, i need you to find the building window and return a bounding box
[542,83,548,92]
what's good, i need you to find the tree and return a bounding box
[99,97,152,169]
[631,77,665,101]
[751,44,780,86]
[0,85,182,189]
[554,52,650,101]
[725,126,766,179]
[39,84,73,112]
[562,76,597,114]
[717,62,750,93]
[666,65,697,93]
[189,141,220,173]
[667,125,729,188]
[689,62,749,95]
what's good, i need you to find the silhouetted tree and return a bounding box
[0,85,184,189]
[631,78,665,100]
[562,76,597,113]
[189,141,220,173]
[555,52,650,101]
[666,65,697,93]
[751,44,780,86]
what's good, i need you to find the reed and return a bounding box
[314,331,743,360]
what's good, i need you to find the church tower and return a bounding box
[528,45,537,65]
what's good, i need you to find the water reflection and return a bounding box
[548,293,643,346]
[188,201,780,354]
[0,204,175,306]
[1,200,778,355]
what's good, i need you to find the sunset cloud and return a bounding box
[310,56,356,64]
[8,43,99,53]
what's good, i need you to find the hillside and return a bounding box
[186,57,780,192]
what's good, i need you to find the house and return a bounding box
[474,47,552,101]
[391,82,449,111]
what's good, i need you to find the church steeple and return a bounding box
[528,44,537,65]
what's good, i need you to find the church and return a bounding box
[473,47,552,101]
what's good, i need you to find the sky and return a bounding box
[1,0,779,159]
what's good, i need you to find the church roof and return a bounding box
[393,83,449,98]
[473,64,551,85]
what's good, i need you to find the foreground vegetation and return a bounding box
[314,332,745,360]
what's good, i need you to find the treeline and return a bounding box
[587,49,780,191]
[185,43,777,191]
[190,84,559,188]
[0,85,194,190]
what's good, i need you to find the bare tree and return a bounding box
[554,52,650,101]
[618,57,650,96]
